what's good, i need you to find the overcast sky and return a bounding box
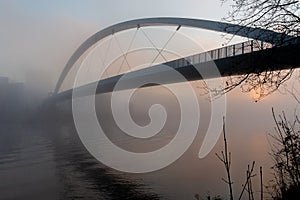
[1,1,299,198]
[0,0,298,137]
[0,0,237,94]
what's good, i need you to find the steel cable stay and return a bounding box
[99,47,182,77]
[140,27,169,63]
[101,35,113,78]
[148,25,182,68]
[113,31,134,75]
[115,28,139,75]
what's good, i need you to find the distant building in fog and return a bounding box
[8,82,24,100]
[0,76,9,107]
[0,76,9,84]
[0,76,9,92]
[0,77,26,122]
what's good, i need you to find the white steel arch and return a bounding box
[54,17,293,94]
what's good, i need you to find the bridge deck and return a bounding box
[49,42,300,103]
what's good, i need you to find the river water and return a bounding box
[1,87,296,200]
[0,122,164,200]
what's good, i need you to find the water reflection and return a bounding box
[49,123,161,200]
[0,124,59,200]
[0,123,160,200]
[1,85,295,200]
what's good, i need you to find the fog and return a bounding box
[0,1,241,97]
[1,1,299,199]
[0,1,100,98]
[91,83,299,199]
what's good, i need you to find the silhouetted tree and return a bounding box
[267,108,300,199]
[216,118,234,200]
[222,0,300,36]
[216,118,257,200]
[218,0,300,100]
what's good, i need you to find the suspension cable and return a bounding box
[117,28,139,74]
[101,35,113,77]
[149,25,181,67]
[140,27,168,62]
[113,33,132,74]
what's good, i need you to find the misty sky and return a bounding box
[1,0,298,160]
[1,1,300,199]
[1,0,299,165]
[0,0,237,94]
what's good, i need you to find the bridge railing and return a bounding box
[166,40,273,69]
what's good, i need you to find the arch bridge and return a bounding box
[51,17,300,101]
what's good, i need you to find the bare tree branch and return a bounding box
[216,0,300,100]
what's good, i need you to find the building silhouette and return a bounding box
[0,76,26,123]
